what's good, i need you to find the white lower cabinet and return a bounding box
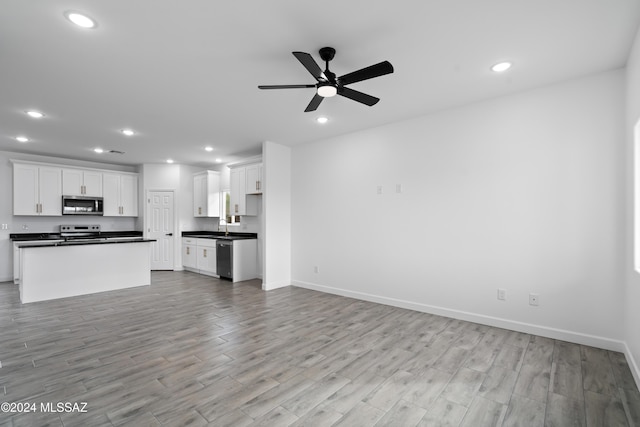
[196,239,217,276]
[181,236,258,281]
[182,237,217,276]
[182,238,197,270]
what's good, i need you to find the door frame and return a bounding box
[145,189,178,271]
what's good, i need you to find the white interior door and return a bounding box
[148,191,174,270]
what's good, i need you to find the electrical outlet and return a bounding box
[314,266,319,274]
[529,293,540,306]
[396,184,403,194]
[497,288,506,301]
[1,224,9,230]
[376,186,383,195]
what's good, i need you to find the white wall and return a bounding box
[263,141,291,290]
[624,26,640,387]
[0,151,138,282]
[292,70,625,350]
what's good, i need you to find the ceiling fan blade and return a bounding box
[304,94,324,112]
[338,87,380,106]
[258,84,316,89]
[292,52,326,81]
[339,61,394,86]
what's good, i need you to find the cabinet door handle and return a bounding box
[203,249,207,258]
[186,247,190,255]
[234,204,238,213]
[198,206,202,215]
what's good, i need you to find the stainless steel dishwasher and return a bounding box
[216,240,232,280]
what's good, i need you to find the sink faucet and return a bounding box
[219,218,229,236]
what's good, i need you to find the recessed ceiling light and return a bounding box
[16,136,29,143]
[491,62,512,73]
[94,148,104,153]
[64,11,97,29]
[316,116,329,124]
[166,159,174,164]
[215,158,222,163]
[121,129,135,136]
[205,146,213,152]
[26,110,45,119]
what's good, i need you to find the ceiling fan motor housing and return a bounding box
[319,47,336,62]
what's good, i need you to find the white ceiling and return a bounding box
[1,1,639,167]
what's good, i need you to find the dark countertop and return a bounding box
[181,231,258,241]
[15,238,154,248]
[10,231,143,241]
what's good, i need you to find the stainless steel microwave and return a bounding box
[62,195,104,215]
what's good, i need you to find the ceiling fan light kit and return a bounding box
[317,82,337,97]
[258,46,394,112]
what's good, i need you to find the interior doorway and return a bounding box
[148,190,175,270]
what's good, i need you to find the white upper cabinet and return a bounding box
[245,163,263,195]
[229,167,246,216]
[193,171,220,217]
[12,160,137,217]
[13,162,62,216]
[103,172,138,217]
[229,159,261,216]
[62,169,103,197]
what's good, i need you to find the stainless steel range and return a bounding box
[60,224,106,241]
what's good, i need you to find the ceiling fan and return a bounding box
[258,47,394,112]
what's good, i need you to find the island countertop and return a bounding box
[14,237,155,248]
[10,230,143,241]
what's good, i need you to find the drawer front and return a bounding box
[196,238,217,248]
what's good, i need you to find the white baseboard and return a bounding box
[263,280,290,291]
[623,342,640,391]
[292,280,627,353]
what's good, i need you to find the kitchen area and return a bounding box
[1,150,267,303]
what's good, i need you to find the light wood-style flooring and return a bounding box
[0,271,639,426]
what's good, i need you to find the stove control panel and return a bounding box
[60,224,101,232]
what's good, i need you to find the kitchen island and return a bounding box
[16,238,154,303]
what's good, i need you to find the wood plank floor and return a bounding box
[0,271,639,426]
